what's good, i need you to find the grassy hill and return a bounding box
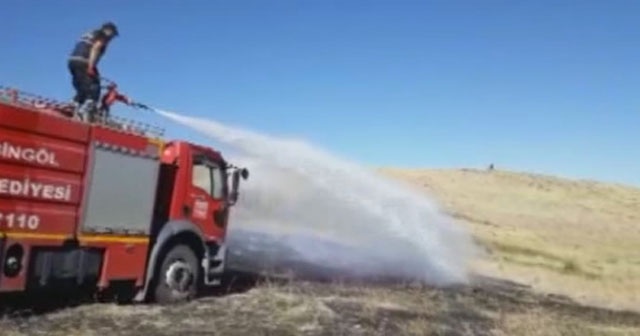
[379,167,640,312]
[2,168,639,336]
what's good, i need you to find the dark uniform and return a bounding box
[67,22,118,120]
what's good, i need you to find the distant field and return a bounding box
[380,167,640,312]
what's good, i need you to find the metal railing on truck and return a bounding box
[0,85,165,139]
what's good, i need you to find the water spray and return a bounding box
[91,77,478,286]
[146,107,478,287]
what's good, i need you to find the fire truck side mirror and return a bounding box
[240,167,249,180]
[228,167,248,206]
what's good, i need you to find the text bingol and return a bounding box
[0,141,60,167]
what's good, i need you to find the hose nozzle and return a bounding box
[130,101,150,110]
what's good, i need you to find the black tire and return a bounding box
[153,244,200,304]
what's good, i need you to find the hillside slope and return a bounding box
[380,167,640,311]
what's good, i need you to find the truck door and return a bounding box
[188,154,227,239]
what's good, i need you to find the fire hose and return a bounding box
[99,76,151,112]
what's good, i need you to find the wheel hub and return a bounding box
[165,260,193,292]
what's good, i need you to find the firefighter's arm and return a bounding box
[117,93,132,105]
[87,39,104,75]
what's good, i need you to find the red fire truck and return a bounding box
[0,84,249,304]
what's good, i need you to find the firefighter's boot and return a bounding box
[71,101,83,120]
[80,99,98,123]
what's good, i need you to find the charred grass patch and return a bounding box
[1,275,639,336]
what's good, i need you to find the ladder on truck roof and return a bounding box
[0,85,165,139]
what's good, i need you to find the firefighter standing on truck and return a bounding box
[67,22,119,122]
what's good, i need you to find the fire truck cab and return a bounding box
[0,86,249,304]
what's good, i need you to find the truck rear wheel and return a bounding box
[153,244,200,304]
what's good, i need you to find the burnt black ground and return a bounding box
[1,270,639,336]
[1,230,639,335]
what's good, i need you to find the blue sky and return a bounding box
[3,1,639,187]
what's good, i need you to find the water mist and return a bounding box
[154,109,477,286]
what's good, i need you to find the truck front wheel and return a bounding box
[153,244,200,304]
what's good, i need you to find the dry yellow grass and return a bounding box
[379,167,640,312]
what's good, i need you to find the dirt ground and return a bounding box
[1,272,639,336]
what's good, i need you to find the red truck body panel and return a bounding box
[0,100,158,291]
[163,141,228,242]
[0,86,236,298]
[0,104,90,143]
[0,88,242,304]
